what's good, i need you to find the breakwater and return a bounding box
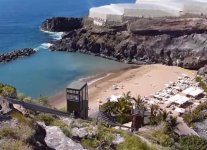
[0,48,36,63]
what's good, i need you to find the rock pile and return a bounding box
[0,48,36,63]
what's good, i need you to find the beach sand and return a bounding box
[49,64,196,117]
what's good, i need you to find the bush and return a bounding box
[81,138,100,150]
[17,93,26,101]
[152,130,174,147]
[0,127,16,139]
[183,102,207,125]
[196,76,207,93]
[35,113,55,125]
[1,85,17,98]
[117,132,156,150]
[1,139,32,150]
[37,96,49,106]
[100,97,132,124]
[11,112,34,127]
[180,136,207,150]
[97,125,115,149]
[16,124,35,142]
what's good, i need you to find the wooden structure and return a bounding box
[131,108,145,131]
[66,81,88,119]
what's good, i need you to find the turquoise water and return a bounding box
[0,0,134,98]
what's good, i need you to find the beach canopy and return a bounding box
[168,94,190,105]
[109,95,122,102]
[182,87,204,97]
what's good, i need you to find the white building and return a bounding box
[137,0,207,16]
[89,0,207,26]
[89,3,180,26]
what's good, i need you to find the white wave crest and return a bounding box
[34,43,53,51]
[41,29,64,40]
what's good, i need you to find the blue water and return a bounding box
[0,0,134,98]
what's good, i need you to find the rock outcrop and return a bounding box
[42,17,207,70]
[44,126,84,150]
[41,17,83,32]
[198,65,207,82]
[0,48,36,63]
[0,97,15,114]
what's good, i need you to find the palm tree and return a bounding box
[122,91,131,101]
[132,95,145,110]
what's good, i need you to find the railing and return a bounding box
[96,111,135,131]
[7,98,70,117]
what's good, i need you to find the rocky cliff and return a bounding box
[42,17,207,70]
[41,17,83,32]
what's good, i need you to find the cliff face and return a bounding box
[42,17,207,70]
[41,17,83,32]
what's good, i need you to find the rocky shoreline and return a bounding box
[41,17,207,71]
[0,48,36,63]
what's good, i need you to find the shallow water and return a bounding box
[0,0,134,98]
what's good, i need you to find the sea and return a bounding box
[0,0,135,98]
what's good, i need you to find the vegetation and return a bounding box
[0,112,35,150]
[149,105,177,128]
[180,135,207,150]
[117,132,156,150]
[183,102,207,126]
[152,130,174,147]
[0,83,17,98]
[0,127,16,139]
[196,76,207,93]
[1,139,32,150]
[100,92,145,124]
[80,124,157,150]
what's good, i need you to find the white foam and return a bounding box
[41,43,53,49]
[41,29,64,40]
[34,43,53,51]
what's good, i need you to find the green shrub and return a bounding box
[81,138,100,150]
[17,93,26,101]
[183,102,207,125]
[100,97,132,124]
[180,135,207,150]
[117,133,156,150]
[0,127,16,139]
[35,113,55,125]
[1,139,32,150]
[16,124,35,142]
[196,76,207,93]
[97,125,115,149]
[152,130,174,147]
[1,85,17,98]
[37,96,49,106]
[11,112,34,127]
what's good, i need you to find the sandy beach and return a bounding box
[49,64,196,117]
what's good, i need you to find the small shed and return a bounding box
[66,81,88,119]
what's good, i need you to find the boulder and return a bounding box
[71,126,97,138]
[44,126,84,150]
[198,65,207,76]
[0,97,14,114]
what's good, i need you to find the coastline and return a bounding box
[48,64,138,108]
[49,64,196,117]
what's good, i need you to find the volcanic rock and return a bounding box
[41,17,83,32]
